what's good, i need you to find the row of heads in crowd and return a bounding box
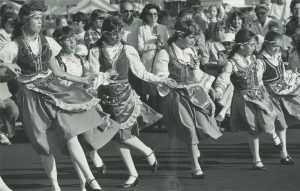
[1,0,300,47]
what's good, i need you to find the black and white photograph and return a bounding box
[0,0,299,190]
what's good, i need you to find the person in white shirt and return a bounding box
[267,0,292,23]
[251,5,275,37]
[120,1,143,50]
[0,11,17,49]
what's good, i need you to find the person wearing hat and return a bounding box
[84,9,108,49]
[251,4,276,36]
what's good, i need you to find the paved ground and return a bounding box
[1,126,300,191]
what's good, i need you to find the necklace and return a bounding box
[101,44,123,69]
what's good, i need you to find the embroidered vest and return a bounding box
[259,55,284,84]
[166,46,199,84]
[230,56,260,91]
[98,45,129,80]
[15,35,51,76]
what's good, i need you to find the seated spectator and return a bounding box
[84,9,108,49]
[226,11,243,34]
[285,0,300,37]
[202,21,226,77]
[55,15,68,29]
[0,69,19,146]
[268,20,293,61]
[251,4,275,36]
[267,0,291,23]
[42,27,55,37]
[0,11,17,49]
[288,28,300,71]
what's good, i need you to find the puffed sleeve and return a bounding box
[88,47,101,73]
[0,42,18,63]
[214,60,233,96]
[125,45,164,84]
[46,37,62,58]
[87,47,111,88]
[152,49,170,96]
[152,49,169,77]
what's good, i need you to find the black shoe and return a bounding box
[191,169,205,179]
[280,156,295,165]
[252,161,266,170]
[273,136,283,151]
[96,164,107,175]
[85,179,102,191]
[121,175,139,188]
[146,149,159,173]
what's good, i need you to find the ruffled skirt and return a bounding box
[99,82,162,141]
[16,79,119,155]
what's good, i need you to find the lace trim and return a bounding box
[119,91,142,130]
[25,83,100,112]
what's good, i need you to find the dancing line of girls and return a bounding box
[0,1,299,191]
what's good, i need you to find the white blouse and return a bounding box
[0,36,61,83]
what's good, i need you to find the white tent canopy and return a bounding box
[47,0,119,15]
[70,0,119,13]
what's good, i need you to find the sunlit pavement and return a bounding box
[1,126,300,191]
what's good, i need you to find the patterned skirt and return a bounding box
[99,82,162,141]
[230,88,276,135]
[162,85,222,145]
[16,77,119,155]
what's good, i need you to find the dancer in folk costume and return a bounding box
[52,26,120,190]
[215,29,285,170]
[0,1,111,190]
[88,16,176,188]
[257,31,300,164]
[153,19,222,178]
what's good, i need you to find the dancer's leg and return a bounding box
[71,158,86,191]
[0,176,13,191]
[248,134,263,166]
[40,155,60,191]
[67,136,101,190]
[89,150,104,168]
[122,136,155,165]
[277,129,288,158]
[187,143,203,175]
[114,141,138,184]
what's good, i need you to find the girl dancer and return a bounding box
[52,26,120,190]
[0,1,110,190]
[88,16,175,187]
[258,31,300,164]
[154,19,222,178]
[215,29,284,170]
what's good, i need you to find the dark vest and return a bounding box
[230,55,260,91]
[259,55,284,84]
[166,46,199,84]
[98,45,129,80]
[15,35,52,76]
